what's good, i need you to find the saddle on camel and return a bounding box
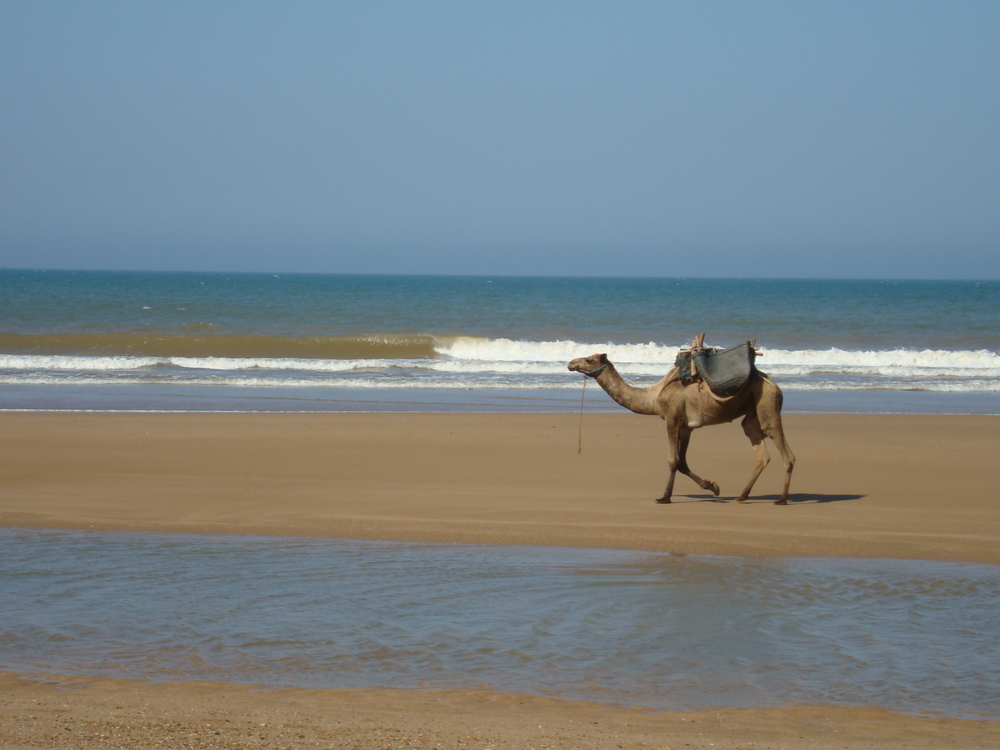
[671,332,759,398]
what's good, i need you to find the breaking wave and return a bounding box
[1,335,998,392]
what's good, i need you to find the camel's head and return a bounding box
[568,353,609,377]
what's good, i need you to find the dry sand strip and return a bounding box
[2,672,999,750]
[2,412,999,563]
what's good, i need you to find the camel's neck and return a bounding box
[593,363,660,416]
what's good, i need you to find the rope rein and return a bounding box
[577,363,606,453]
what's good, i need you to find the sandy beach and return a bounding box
[2,412,998,562]
[2,411,998,748]
[3,670,999,750]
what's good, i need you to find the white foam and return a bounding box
[0,354,391,374]
[0,373,575,390]
[437,339,1000,375]
[760,347,1000,370]
[436,336,680,364]
[169,356,372,372]
[0,354,164,371]
[2,342,999,392]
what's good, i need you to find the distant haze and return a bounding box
[1,2,998,278]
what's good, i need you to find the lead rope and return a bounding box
[577,376,587,453]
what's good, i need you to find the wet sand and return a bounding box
[1,671,998,750]
[2,411,998,748]
[2,412,998,563]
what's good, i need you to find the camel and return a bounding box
[567,347,795,504]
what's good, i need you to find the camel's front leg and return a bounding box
[676,427,720,497]
[656,422,682,503]
[657,472,677,503]
[657,424,719,503]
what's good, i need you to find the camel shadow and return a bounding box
[676,493,865,504]
[767,493,864,504]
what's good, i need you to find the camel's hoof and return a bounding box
[704,481,720,497]
[736,495,748,503]
[774,498,788,506]
[655,497,672,504]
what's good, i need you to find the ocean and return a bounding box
[1,269,999,412]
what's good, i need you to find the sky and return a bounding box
[1,1,998,278]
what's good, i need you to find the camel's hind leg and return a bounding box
[737,412,770,502]
[757,379,796,505]
[762,417,795,505]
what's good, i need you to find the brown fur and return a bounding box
[568,353,795,504]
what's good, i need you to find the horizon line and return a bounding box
[2,267,998,283]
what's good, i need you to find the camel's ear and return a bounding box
[598,353,609,364]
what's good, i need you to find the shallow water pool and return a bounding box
[1,529,997,718]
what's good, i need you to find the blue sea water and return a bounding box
[1,270,999,412]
